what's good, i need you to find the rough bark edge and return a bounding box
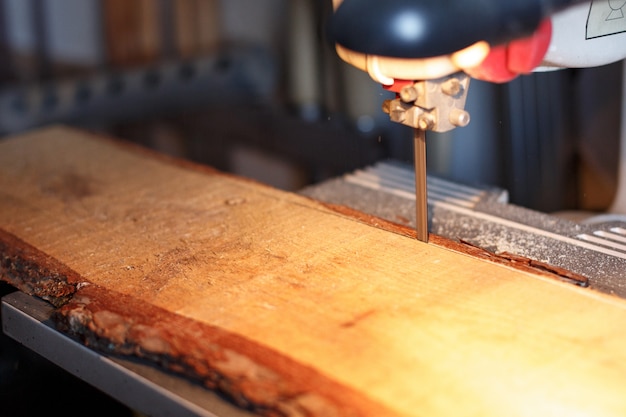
[0,227,395,417]
[0,228,82,306]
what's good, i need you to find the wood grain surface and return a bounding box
[3,126,626,417]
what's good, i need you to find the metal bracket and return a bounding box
[382,73,471,133]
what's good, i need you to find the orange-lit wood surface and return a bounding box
[2,126,626,417]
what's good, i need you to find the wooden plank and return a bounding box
[2,126,626,417]
[172,0,220,59]
[173,0,198,59]
[103,0,161,67]
[195,0,220,54]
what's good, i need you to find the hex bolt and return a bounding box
[449,108,471,127]
[382,100,392,114]
[442,79,462,96]
[417,114,435,130]
[400,86,419,103]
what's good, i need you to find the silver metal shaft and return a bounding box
[413,128,429,242]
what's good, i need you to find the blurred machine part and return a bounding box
[0,47,276,134]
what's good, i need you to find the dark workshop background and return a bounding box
[0,1,623,415]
